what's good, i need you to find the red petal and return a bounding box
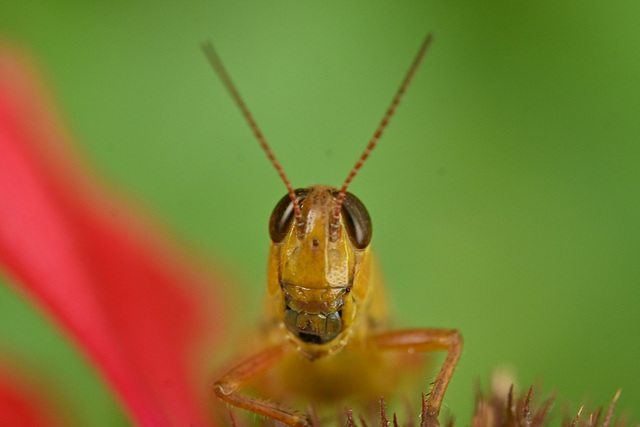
[0,44,224,426]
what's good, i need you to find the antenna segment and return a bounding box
[203,34,434,239]
[330,33,434,238]
[202,41,304,227]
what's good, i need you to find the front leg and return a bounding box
[372,328,462,427]
[214,345,311,427]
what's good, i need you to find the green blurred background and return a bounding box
[1,1,639,425]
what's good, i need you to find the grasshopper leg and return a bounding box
[214,345,310,427]
[372,328,462,427]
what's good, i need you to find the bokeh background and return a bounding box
[1,1,639,425]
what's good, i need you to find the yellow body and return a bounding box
[257,185,417,403]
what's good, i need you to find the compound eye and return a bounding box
[340,192,372,249]
[269,189,309,243]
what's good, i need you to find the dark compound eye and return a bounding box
[339,192,372,249]
[269,189,309,243]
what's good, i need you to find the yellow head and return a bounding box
[266,185,373,359]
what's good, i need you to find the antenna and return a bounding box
[201,41,304,228]
[330,33,434,239]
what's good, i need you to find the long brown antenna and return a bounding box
[331,33,434,238]
[201,41,304,227]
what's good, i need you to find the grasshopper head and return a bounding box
[267,185,372,357]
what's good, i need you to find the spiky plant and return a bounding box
[224,384,628,427]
